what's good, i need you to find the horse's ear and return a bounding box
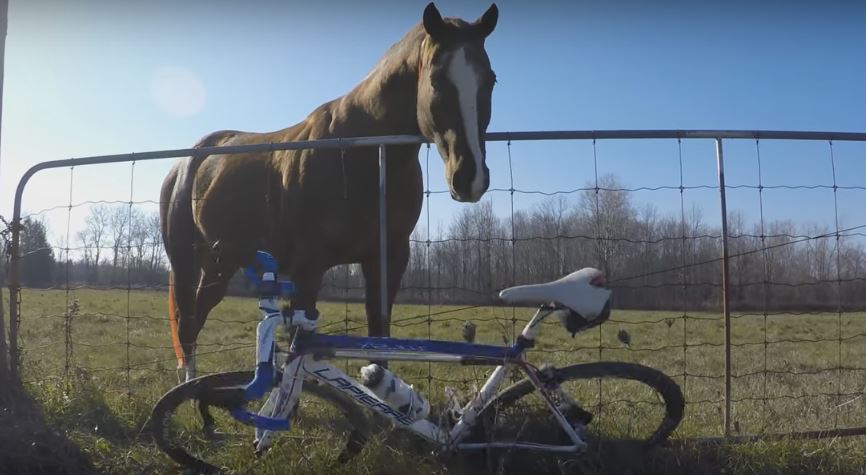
[475,4,498,38]
[423,2,447,41]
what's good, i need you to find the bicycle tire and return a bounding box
[147,371,370,474]
[475,361,684,450]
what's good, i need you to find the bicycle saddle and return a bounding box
[498,268,611,320]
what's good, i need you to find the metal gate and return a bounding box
[5,129,866,441]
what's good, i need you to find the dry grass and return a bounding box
[4,288,866,474]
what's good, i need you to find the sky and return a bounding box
[1,0,866,249]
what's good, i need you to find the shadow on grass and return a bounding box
[0,383,97,475]
[2,366,171,475]
[369,421,859,475]
[441,440,859,475]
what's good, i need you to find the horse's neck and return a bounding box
[337,28,425,136]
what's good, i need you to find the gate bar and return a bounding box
[716,138,733,437]
[378,144,389,335]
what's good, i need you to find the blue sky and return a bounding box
[1,0,866,247]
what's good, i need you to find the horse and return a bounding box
[160,3,499,381]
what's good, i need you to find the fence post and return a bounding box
[7,217,20,383]
[715,138,733,437]
[0,0,9,385]
[0,275,7,384]
[378,144,389,334]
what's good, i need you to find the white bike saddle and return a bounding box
[498,268,611,319]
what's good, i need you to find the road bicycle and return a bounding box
[147,251,684,473]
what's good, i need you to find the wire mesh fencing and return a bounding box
[4,130,866,444]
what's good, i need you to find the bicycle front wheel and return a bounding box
[147,371,369,474]
[474,362,684,452]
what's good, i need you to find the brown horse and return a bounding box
[160,3,499,380]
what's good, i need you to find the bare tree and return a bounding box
[81,204,109,280]
[77,228,93,272]
[109,205,130,271]
[146,212,164,271]
[128,209,148,272]
[579,174,637,278]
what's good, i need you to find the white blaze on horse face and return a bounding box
[447,47,487,201]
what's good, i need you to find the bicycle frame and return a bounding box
[278,307,587,453]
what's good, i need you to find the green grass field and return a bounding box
[6,288,866,474]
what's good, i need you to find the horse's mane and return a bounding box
[356,24,426,88]
[355,17,477,93]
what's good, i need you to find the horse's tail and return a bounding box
[161,131,239,369]
[167,272,184,368]
[161,159,199,370]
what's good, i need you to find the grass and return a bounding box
[5,287,866,474]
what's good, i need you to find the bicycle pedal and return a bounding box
[202,426,227,441]
[253,438,271,455]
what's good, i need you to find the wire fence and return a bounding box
[4,130,866,442]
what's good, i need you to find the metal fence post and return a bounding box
[7,217,20,383]
[0,0,9,385]
[716,137,733,437]
[378,144,389,334]
[0,275,7,383]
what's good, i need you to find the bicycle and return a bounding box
[147,251,684,473]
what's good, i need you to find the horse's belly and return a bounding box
[192,156,278,249]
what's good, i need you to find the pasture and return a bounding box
[6,287,866,474]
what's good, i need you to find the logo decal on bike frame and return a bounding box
[359,342,426,352]
[309,367,415,426]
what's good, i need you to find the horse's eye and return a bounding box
[487,73,497,87]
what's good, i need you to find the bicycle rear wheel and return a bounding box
[473,362,684,452]
[147,371,369,474]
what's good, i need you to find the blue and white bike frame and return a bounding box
[237,303,588,454]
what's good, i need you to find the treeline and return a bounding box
[7,205,168,288]
[73,205,166,286]
[10,175,866,312]
[323,175,866,311]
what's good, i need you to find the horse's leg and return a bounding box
[186,263,234,381]
[289,259,326,316]
[362,239,411,339]
[176,289,201,383]
[361,261,385,338]
[170,268,199,383]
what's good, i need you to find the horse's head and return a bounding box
[417,3,498,203]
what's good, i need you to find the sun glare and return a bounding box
[149,66,207,117]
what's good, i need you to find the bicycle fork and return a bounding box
[240,308,316,453]
[254,354,306,452]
